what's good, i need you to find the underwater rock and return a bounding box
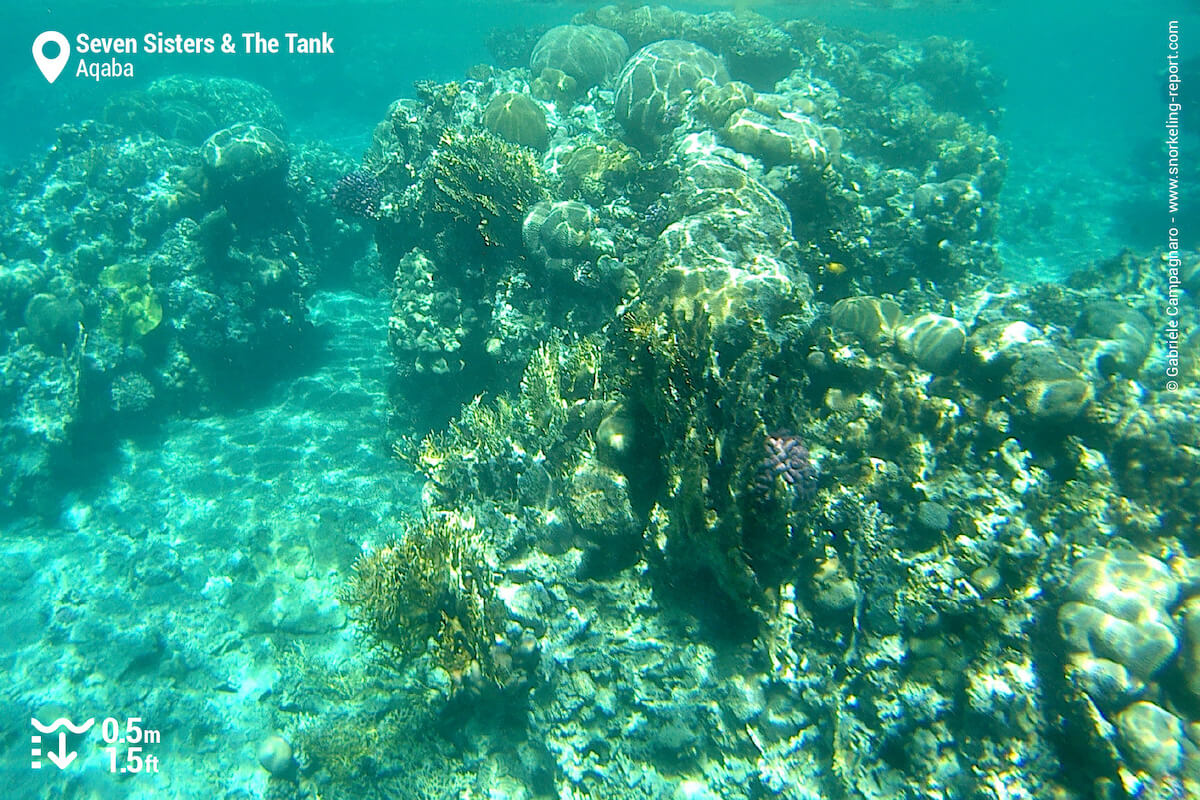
[811,553,857,613]
[530,24,630,89]
[1022,376,1094,422]
[201,122,290,199]
[565,456,640,563]
[615,39,729,140]
[1077,300,1153,377]
[1077,300,1152,347]
[696,80,757,128]
[1064,652,1144,712]
[103,75,288,144]
[483,92,549,151]
[1059,549,1181,718]
[0,260,45,326]
[968,565,1002,596]
[721,108,840,167]
[22,293,83,354]
[1067,550,1179,634]
[1180,253,1200,295]
[1059,601,1176,681]
[967,320,1043,377]
[1005,346,1094,422]
[830,296,904,349]
[1183,596,1200,701]
[895,313,966,374]
[645,148,803,331]
[1115,702,1184,776]
[720,675,767,724]
[913,178,981,218]
[595,403,637,470]
[98,262,163,343]
[577,4,795,87]
[257,734,296,777]
[531,67,580,107]
[557,140,638,204]
[915,501,951,532]
[104,90,216,146]
[1053,547,1200,787]
[523,199,601,261]
[668,146,787,223]
[1088,337,1150,379]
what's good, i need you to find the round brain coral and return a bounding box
[615,39,729,140]
[522,199,599,261]
[530,24,629,89]
[483,92,549,151]
[895,313,967,374]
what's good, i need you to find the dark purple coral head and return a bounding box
[754,431,818,502]
[332,169,382,220]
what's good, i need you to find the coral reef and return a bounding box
[356,5,1198,787]
[103,75,288,144]
[0,78,373,511]
[7,5,1195,800]
[326,6,1200,795]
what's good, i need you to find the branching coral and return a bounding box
[398,340,600,503]
[341,513,508,690]
[422,129,548,258]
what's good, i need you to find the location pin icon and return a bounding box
[32,31,70,83]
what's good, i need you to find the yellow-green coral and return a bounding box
[99,262,162,342]
[483,92,549,151]
[399,339,606,500]
[559,140,637,202]
[425,128,548,254]
[340,513,507,688]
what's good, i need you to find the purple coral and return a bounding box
[642,199,671,235]
[331,169,382,220]
[754,431,818,502]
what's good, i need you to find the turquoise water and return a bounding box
[1,2,1198,799]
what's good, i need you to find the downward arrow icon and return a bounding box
[45,733,77,769]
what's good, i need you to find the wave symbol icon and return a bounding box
[31,717,95,734]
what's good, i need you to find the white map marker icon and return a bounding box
[32,31,70,83]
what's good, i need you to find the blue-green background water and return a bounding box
[1,2,1198,799]
[0,2,1188,259]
